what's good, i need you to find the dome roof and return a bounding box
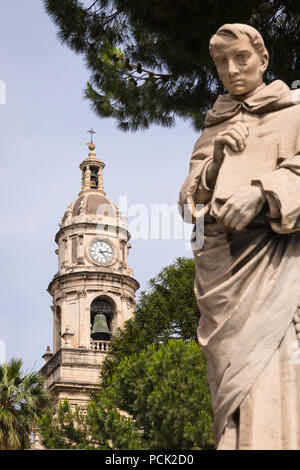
[60,192,119,228]
[72,193,117,217]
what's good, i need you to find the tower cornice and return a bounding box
[55,222,130,244]
[48,270,140,296]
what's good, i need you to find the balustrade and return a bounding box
[90,340,110,351]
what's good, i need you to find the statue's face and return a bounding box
[213,35,268,96]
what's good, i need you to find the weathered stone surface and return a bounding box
[179,24,300,450]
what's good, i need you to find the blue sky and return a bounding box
[0,1,200,372]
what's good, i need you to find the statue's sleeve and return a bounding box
[252,154,300,233]
[178,133,214,224]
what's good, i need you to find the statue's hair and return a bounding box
[209,23,269,62]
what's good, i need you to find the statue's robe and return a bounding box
[179,80,300,449]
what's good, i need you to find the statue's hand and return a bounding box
[207,122,250,188]
[216,185,266,231]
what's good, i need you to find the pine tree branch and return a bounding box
[44,0,300,131]
[87,1,98,11]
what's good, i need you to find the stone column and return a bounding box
[98,166,104,193]
[120,240,126,267]
[62,237,68,268]
[83,165,91,190]
[77,291,88,348]
[77,234,84,265]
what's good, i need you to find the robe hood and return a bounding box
[205,80,299,127]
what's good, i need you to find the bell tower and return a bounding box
[40,131,139,408]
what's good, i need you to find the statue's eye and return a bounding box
[236,53,248,62]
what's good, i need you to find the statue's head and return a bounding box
[209,24,269,97]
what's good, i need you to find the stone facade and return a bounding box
[40,140,139,408]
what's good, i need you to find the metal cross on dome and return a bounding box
[87,128,96,143]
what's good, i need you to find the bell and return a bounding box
[90,180,98,189]
[91,313,111,341]
[90,174,98,189]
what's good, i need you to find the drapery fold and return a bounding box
[179,80,300,448]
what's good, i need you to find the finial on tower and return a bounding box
[79,128,106,196]
[87,128,96,152]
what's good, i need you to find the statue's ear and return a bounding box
[260,51,269,74]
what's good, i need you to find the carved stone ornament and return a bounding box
[61,327,74,348]
[42,346,53,363]
[77,290,87,298]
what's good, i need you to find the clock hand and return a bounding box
[102,249,112,256]
[99,249,108,260]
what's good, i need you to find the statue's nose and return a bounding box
[228,59,239,76]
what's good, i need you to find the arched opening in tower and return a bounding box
[90,297,114,341]
[90,166,99,189]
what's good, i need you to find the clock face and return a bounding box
[89,240,115,266]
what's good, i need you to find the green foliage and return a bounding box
[0,358,51,450]
[86,399,143,449]
[39,340,214,450]
[44,0,300,131]
[38,399,91,449]
[100,257,199,384]
[107,339,214,449]
[38,397,141,449]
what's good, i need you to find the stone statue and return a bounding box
[179,23,300,450]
